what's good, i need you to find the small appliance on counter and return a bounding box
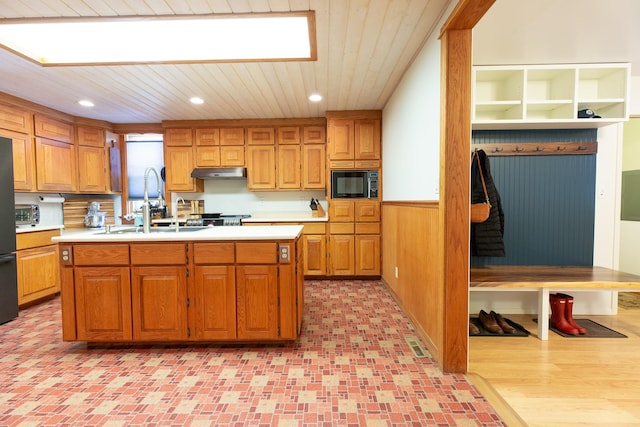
[15,204,40,226]
[83,201,106,228]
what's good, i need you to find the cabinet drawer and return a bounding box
[355,222,380,234]
[329,222,355,234]
[329,160,355,169]
[236,242,277,264]
[74,244,130,266]
[355,160,381,169]
[194,243,235,264]
[303,222,327,234]
[131,243,187,265]
[16,229,61,250]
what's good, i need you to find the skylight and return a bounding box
[0,12,316,65]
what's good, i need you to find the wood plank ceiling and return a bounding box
[0,0,451,124]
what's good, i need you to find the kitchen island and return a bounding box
[53,225,303,344]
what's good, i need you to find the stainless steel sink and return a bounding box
[98,226,211,235]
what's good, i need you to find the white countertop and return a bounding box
[244,211,328,223]
[52,225,303,243]
[16,225,65,234]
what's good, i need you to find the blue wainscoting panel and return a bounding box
[472,129,597,266]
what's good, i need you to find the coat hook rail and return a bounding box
[471,141,598,156]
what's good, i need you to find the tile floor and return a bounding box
[0,280,504,426]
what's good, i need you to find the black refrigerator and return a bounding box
[0,136,18,324]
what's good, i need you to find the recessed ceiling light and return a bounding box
[0,12,316,65]
[308,93,322,102]
[78,100,94,107]
[190,97,204,105]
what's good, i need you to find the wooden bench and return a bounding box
[470,266,640,340]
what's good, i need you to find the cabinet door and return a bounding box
[77,126,105,147]
[35,137,77,192]
[220,127,245,145]
[2,129,35,191]
[165,128,193,146]
[220,145,245,166]
[303,126,326,144]
[131,266,188,341]
[302,144,325,189]
[107,134,123,193]
[277,126,300,144]
[277,144,301,189]
[355,235,380,275]
[194,265,237,340]
[195,128,219,146]
[247,145,276,190]
[355,200,380,222]
[354,119,381,160]
[303,234,326,276]
[329,200,355,221]
[247,127,275,145]
[165,146,202,192]
[195,146,221,167]
[77,145,107,193]
[329,234,355,276]
[16,244,60,306]
[236,265,278,339]
[328,119,354,160]
[0,102,31,133]
[74,266,131,341]
[34,115,73,144]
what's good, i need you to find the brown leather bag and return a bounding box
[471,151,492,223]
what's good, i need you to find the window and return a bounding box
[126,134,164,200]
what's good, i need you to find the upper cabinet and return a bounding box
[472,63,630,130]
[34,115,77,192]
[0,103,36,191]
[327,111,381,169]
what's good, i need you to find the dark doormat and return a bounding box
[534,318,627,338]
[469,317,530,337]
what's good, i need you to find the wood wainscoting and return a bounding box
[381,201,443,363]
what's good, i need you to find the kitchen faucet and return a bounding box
[173,196,185,232]
[142,167,163,233]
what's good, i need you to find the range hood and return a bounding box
[190,167,247,179]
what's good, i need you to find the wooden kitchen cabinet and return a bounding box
[3,129,35,191]
[277,126,300,144]
[35,136,77,192]
[164,145,204,192]
[74,266,131,341]
[303,126,326,144]
[0,102,32,134]
[220,127,245,145]
[77,145,107,193]
[165,128,193,146]
[76,125,105,147]
[193,242,237,340]
[236,265,279,340]
[247,145,276,190]
[131,266,188,341]
[247,127,275,145]
[302,144,325,189]
[327,112,381,168]
[303,222,327,276]
[355,234,380,275]
[16,229,61,306]
[278,144,301,189]
[34,114,73,144]
[329,234,355,276]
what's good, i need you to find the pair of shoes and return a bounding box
[491,311,516,334]
[479,310,503,334]
[549,293,587,335]
[479,310,516,334]
[469,321,481,335]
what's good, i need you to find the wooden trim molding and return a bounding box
[381,200,439,208]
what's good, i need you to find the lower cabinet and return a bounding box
[131,266,188,341]
[16,229,61,306]
[74,266,131,341]
[236,265,278,339]
[59,238,302,343]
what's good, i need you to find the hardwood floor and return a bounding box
[468,299,640,427]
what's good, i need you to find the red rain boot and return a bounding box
[549,293,579,335]
[556,293,587,334]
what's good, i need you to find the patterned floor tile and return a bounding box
[0,280,505,426]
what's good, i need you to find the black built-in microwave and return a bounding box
[331,170,378,199]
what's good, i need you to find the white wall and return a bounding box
[381,27,442,201]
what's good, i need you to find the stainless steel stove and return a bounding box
[185,214,250,227]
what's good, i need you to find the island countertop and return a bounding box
[52,224,303,243]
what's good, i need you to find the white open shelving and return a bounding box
[472,63,630,129]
